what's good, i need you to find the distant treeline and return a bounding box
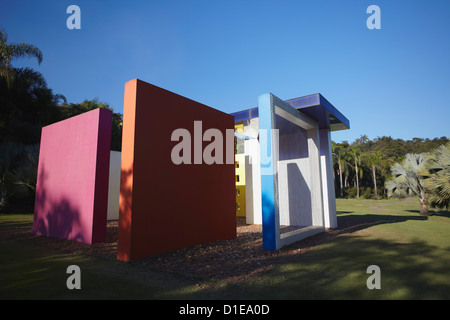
[331,135,449,199]
[0,67,123,151]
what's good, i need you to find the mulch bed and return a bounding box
[5,215,374,283]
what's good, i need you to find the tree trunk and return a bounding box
[372,166,378,199]
[338,163,343,198]
[355,161,360,198]
[419,199,429,216]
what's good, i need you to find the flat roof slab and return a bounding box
[231,93,350,132]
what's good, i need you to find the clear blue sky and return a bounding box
[2,0,449,143]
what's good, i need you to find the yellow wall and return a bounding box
[235,153,246,217]
[235,123,244,135]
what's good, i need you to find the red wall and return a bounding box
[33,108,112,244]
[117,79,236,261]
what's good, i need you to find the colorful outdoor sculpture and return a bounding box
[31,78,349,260]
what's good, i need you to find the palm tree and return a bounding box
[0,27,43,87]
[385,153,429,216]
[0,141,38,211]
[351,146,363,198]
[366,151,384,198]
[332,142,354,197]
[332,142,345,197]
[419,142,450,209]
[0,141,25,209]
[354,134,369,145]
[10,143,39,194]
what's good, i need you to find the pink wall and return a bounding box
[32,108,112,244]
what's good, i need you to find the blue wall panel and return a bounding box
[258,93,278,250]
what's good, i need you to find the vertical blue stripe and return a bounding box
[258,93,277,250]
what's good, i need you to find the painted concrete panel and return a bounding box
[107,151,121,221]
[258,93,278,250]
[259,92,325,250]
[277,158,311,227]
[244,139,262,225]
[32,108,112,244]
[117,79,236,262]
[319,129,337,228]
[235,153,246,217]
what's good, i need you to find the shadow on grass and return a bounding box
[405,209,450,218]
[3,202,448,299]
[128,212,435,291]
[241,236,450,299]
[334,213,428,237]
[433,210,450,218]
[165,234,450,300]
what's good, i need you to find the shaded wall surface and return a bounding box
[117,79,236,262]
[32,108,112,244]
[107,151,121,220]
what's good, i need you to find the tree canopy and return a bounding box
[332,135,449,202]
[0,27,43,88]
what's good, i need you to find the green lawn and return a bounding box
[240,198,450,300]
[1,198,449,300]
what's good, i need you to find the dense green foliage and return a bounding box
[0,68,123,149]
[385,153,430,215]
[332,135,449,201]
[383,143,450,215]
[419,142,450,209]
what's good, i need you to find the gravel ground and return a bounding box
[9,215,373,283]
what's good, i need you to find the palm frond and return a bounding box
[0,27,7,43]
[420,142,450,208]
[9,42,43,64]
[0,28,43,87]
[385,152,428,200]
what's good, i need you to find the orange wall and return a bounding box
[117,79,236,261]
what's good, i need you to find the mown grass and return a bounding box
[1,198,449,300]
